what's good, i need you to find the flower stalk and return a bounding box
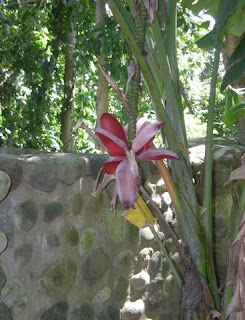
[128,0,147,146]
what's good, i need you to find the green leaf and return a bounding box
[196,29,217,51]
[221,58,245,91]
[224,101,245,128]
[228,35,245,67]
[214,0,239,34]
[196,0,239,50]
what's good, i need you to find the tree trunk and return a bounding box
[60,14,76,152]
[222,34,245,145]
[28,0,64,145]
[95,0,108,127]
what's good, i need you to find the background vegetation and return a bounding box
[0,0,238,153]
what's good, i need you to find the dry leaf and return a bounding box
[143,0,158,24]
[98,64,130,112]
[226,223,245,285]
[226,280,244,318]
[226,212,245,319]
[92,170,115,198]
[206,310,221,319]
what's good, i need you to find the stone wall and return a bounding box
[0,141,243,320]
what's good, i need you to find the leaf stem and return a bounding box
[203,44,221,309]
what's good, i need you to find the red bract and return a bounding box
[94,113,179,209]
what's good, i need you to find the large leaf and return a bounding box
[181,0,219,15]
[221,59,245,92]
[214,0,239,34]
[225,0,245,37]
[224,101,245,128]
[196,0,239,50]
[196,29,218,51]
[228,35,245,67]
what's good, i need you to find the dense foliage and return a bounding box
[0,0,241,151]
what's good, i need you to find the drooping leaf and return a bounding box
[226,223,245,285]
[225,164,245,184]
[206,310,221,319]
[225,280,245,319]
[224,101,245,128]
[98,65,130,113]
[196,0,240,50]
[196,29,218,51]
[226,212,245,319]
[143,0,158,24]
[228,35,245,67]
[221,58,245,92]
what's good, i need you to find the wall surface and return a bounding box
[0,141,243,320]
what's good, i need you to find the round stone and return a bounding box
[92,286,111,305]
[96,305,120,320]
[64,225,79,246]
[113,250,134,267]
[15,201,38,232]
[0,300,13,320]
[114,277,129,302]
[140,227,154,241]
[43,202,63,222]
[130,270,150,291]
[149,251,161,277]
[45,233,59,247]
[40,301,68,320]
[13,244,32,266]
[0,231,8,254]
[0,215,14,243]
[0,171,11,202]
[1,280,27,309]
[79,228,95,254]
[147,291,164,307]
[40,256,77,297]
[0,156,23,191]
[28,157,58,192]
[0,267,6,293]
[104,211,126,243]
[121,299,145,320]
[72,194,83,215]
[82,247,110,282]
[71,301,95,320]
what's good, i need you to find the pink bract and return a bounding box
[94,113,179,209]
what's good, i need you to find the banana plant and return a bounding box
[97,0,242,318]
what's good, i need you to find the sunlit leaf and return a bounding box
[221,58,245,92]
[196,0,239,50]
[224,101,245,128]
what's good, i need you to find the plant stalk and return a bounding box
[128,1,147,146]
[203,44,221,309]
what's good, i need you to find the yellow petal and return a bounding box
[122,194,155,228]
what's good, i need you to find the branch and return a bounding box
[178,78,195,115]
[73,119,103,148]
[98,64,130,113]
